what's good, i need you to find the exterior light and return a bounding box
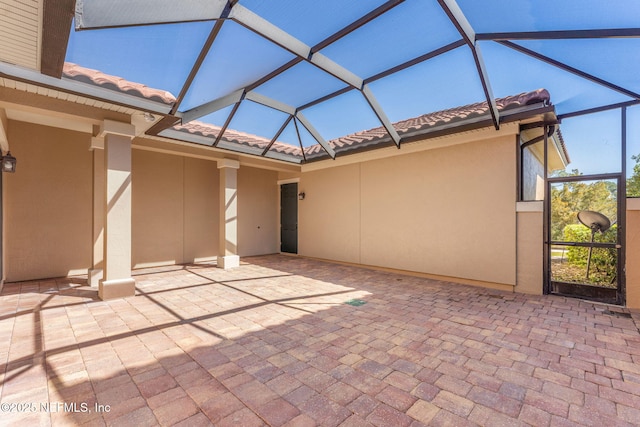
[298,192,305,200]
[1,151,16,173]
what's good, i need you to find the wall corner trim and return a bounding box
[90,137,104,151]
[98,120,135,138]
[627,198,640,211]
[217,158,240,169]
[516,201,543,213]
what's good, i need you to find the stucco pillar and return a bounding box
[218,159,240,269]
[626,198,640,310]
[98,120,136,299]
[515,201,544,295]
[88,136,104,287]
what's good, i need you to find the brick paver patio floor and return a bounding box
[1,255,639,426]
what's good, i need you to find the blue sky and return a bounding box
[65,0,640,176]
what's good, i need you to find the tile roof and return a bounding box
[63,63,176,105]
[171,121,301,157]
[58,63,555,162]
[304,88,552,158]
[174,89,553,161]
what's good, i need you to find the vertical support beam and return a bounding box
[99,120,136,299]
[620,107,627,306]
[88,135,105,287]
[542,125,550,295]
[218,158,240,269]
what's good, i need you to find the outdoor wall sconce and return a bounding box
[298,192,305,200]
[1,151,16,173]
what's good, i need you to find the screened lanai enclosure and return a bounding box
[1,0,640,305]
[64,1,638,154]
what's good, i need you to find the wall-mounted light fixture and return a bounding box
[298,192,305,200]
[1,151,16,173]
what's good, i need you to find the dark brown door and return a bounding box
[280,183,298,254]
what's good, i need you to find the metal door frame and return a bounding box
[536,107,630,305]
[545,173,625,305]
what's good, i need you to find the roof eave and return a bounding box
[0,61,173,115]
[158,127,304,164]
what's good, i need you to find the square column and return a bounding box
[99,120,136,299]
[218,159,240,269]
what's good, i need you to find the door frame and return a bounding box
[278,178,299,255]
[532,108,631,306]
[545,173,626,305]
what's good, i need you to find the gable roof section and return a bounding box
[59,63,558,163]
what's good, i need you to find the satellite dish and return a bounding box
[577,210,611,233]
[577,210,612,280]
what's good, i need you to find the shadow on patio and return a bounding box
[1,255,639,426]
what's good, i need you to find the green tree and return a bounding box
[550,171,617,242]
[627,154,640,197]
[563,223,617,283]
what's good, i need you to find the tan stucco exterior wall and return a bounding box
[5,121,92,281]
[2,118,286,280]
[516,204,544,295]
[132,150,219,268]
[626,199,640,310]
[299,133,518,288]
[298,163,361,264]
[184,157,219,263]
[238,166,279,256]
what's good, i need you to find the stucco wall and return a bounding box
[626,199,640,309]
[299,133,518,287]
[516,204,544,294]
[238,166,278,256]
[132,151,219,267]
[184,157,219,263]
[5,121,92,281]
[298,164,361,264]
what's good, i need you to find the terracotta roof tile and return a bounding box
[173,89,552,161]
[62,62,176,105]
[299,89,551,159]
[173,122,302,157]
[58,61,552,161]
